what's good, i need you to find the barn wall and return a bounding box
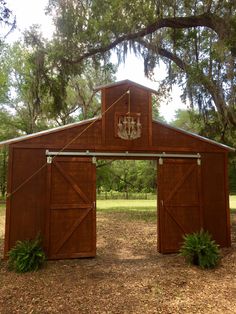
[201,152,230,247]
[13,120,102,149]
[5,147,47,255]
[152,122,226,153]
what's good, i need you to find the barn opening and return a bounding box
[96,159,157,257]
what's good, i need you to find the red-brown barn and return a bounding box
[0,80,234,259]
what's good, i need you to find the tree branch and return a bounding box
[137,39,231,126]
[64,13,229,64]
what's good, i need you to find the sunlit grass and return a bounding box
[97,199,157,222]
[0,204,5,216]
[230,195,236,211]
[97,199,156,211]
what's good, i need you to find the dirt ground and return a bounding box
[0,212,235,314]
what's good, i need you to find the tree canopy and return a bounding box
[45,0,236,143]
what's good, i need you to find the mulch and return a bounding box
[0,212,235,314]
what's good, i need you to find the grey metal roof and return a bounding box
[94,79,159,95]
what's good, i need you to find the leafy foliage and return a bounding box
[8,235,46,273]
[0,0,16,40]
[180,229,220,269]
[97,160,157,198]
[46,0,236,144]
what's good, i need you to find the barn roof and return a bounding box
[94,79,159,95]
[0,116,234,152]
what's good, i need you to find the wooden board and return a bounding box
[158,158,202,253]
[46,157,96,259]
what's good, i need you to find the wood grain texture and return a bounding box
[47,157,96,259]
[158,159,202,253]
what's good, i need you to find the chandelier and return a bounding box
[117,114,141,140]
[116,89,142,140]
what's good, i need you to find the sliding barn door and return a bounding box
[158,158,202,253]
[46,157,96,259]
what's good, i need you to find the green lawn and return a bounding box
[0,195,235,216]
[97,199,157,222]
[0,204,5,216]
[230,195,236,211]
[97,199,156,211]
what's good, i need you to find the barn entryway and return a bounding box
[96,159,157,259]
[45,154,203,259]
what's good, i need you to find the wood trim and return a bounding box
[50,204,91,210]
[197,159,204,229]
[4,146,14,258]
[148,92,152,146]
[45,160,52,255]
[92,161,97,255]
[157,161,163,253]
[10,143,226,153]
[102,89,106,145]
[224,152,231,247]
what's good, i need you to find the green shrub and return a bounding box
[180,229,220,269]
[8,235,46,273]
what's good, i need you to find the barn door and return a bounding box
[46,156,96,259]
[158,158,202,253]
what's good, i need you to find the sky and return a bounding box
[6,0,187,121]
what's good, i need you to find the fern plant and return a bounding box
[8,235,46,273]
[180,229,220,269]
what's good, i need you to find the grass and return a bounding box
[230,195,236,211]
[0,204,5,216]
[97,199,156,211]
[97,199,157,222]
[0,195,235,219]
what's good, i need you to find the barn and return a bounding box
[0,80,234,259]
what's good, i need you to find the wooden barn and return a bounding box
[0,80,234,259]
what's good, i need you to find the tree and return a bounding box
[46,0,236,143]
[0,0,16,41]
[51,61,117,125]
[0,109,19,197]
[96,160,156,198]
